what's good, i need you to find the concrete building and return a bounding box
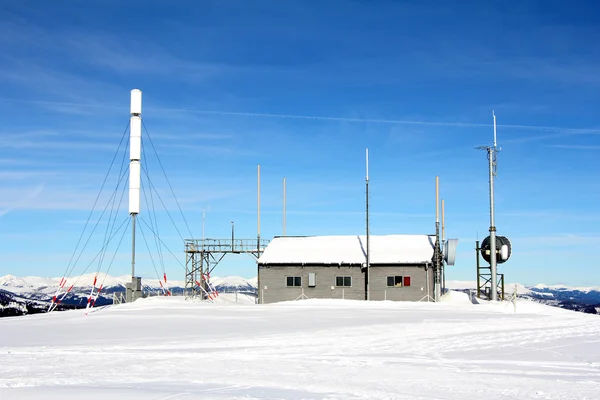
[257,235,436,303]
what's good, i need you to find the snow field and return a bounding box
[1,292,599,399]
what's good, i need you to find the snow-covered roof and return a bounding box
[258,235,436,265]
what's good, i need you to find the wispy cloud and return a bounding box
[158,143,256,157]
[65,33,232,81]
[0,18,234,86]
[548,144,600,150]
[0,138,117,151]
[511,234,600,247]
[497,210,600,221]
[0,184,45,218]
[502,131,600,145]
[3,97,600,137]
[148,132,235,141]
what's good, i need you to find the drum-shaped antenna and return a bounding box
[480,235,511,264]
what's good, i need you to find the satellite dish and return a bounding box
[443,239,459,266]
[480,236,511,264]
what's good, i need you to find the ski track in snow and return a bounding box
[1,295,599,399]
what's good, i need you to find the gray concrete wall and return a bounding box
[258,264,433,303]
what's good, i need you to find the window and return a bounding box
[387,276,410,287]
[286,276,301,287]
[308,273,316,287]
[336,276,352,287]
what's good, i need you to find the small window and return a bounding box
[403,276,411,287]
[336,276,352,287]
[387,276,404,287]
[308,273,316,287]
[286,276,301,287]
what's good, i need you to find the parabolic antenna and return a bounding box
[443,239,459,266]
[480,235,512,264]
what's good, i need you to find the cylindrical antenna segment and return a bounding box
[435,176,439,223]
[129,161,141,214]
[257,165,261,237]
[130,89,142,115]
[283,177,286,236]
[130,118,141,161]
[441,199,445,242]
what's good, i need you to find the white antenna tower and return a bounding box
[127,89,143,302]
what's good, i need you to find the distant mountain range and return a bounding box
[0,273,257,317]
[446,280,600,315]
[1,274,599,317]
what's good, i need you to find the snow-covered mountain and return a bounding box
[0,273,257,317]
[3,273,599,317]
[446,280,600,314]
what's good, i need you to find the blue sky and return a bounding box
[0,0,599,286]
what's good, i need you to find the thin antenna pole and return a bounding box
[441,198,445,293]
[366,148,369,181]
[365,148,370,301]
[493,110,497,148]
[231,220,234,251]
[434,176,441,301]
[257,164,261,304]
[257,165,261,239]
[441,199,445,242]
[283,177,286,236]
[435,177,439,224]
[202,209,205,245]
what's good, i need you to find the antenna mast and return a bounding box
[283,177,287,236]
[434,176,441,301]
[477,111,500,301]
[365,148,370,301]
[127,89,142,302]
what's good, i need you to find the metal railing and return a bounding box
[185,238,269,253]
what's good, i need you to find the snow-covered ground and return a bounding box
[1,292,599,399]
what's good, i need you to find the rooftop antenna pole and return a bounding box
[365,148,370,301]
[434,176,441,301]
[283,177,287,236]
[129,89,142,301]
[202,209,206,245]
[442,198,445,293]
[258,165,261,243]
[257,164,261,303]
[493,110,498,148]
